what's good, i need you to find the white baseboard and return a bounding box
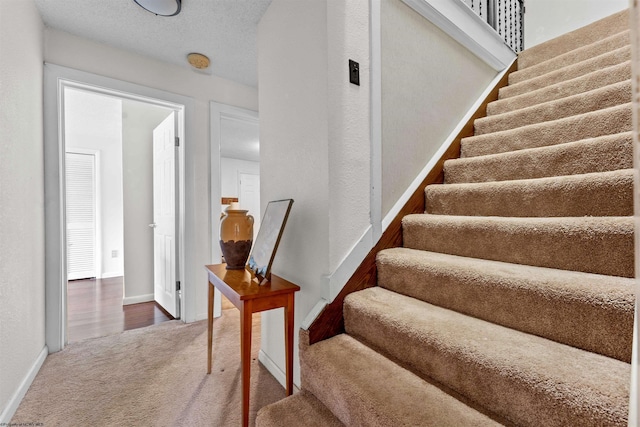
[100,272,123,279]
[122,294,154,305]
[258,349,300,392]
[0,345,48,424]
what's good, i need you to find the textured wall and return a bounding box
[258,0,331,386]
[380,0,497,219]
[258,0,371,387]
[0,0,45,418]
[326,0,371,270]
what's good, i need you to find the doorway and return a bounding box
[62,86,179,343]
[211,101,260,317]
[44,65,190,352]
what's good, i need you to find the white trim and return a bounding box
[370,0,383,243]
[0,345,48,424]
[123,293,154,305]
[100,272,123,279]
[401,0,516,71]
[44,63,192,352]
[301,299,329,330]
[258,349,301,391]
[258,349,299,390]
[382,60,514,230]
[327,226,374,302]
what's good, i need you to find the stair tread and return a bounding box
[426,169,633,217]
[509,30,629,85]
[501,45,630,99]
[445,132,633,183]
[402,214,634,277]
[345,287,630,427]
[301,333,504,427]
[376,247,634,362]
[256,391,344,427]
[461,103,632,157]
[489,61,630,115]
[517,9,628,69]
[476,80,630,135]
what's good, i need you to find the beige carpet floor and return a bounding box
[12,309,286,426]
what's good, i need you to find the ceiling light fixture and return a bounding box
[187,53,210,70]
[134,0,181,16]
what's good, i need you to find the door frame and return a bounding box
[44,64,191,352]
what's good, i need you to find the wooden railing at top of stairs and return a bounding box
[307,59,519,345]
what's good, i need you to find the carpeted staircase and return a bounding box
[257,9,634,427]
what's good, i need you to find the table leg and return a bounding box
[207,281,214,374]
[240,301,253,427]
[284,293,294,396]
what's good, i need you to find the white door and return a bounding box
[66,152,96,280]
[239,173,261,239]
[152,112,179,318]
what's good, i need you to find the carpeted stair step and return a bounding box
[517,9,628,69]
[402,214,634,277]
[461,103,632,157]
[508,30,629,85]
[425,169,633,217]
[256,391,344,427]
[500,45,630,99]
[475,80,630,135]
[376,247,634,362]
[300,333,504,427]
[445,132,633,183]
[343,287,630,427]
[488,61,630,115]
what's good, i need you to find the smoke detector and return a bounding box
[187,53,210,70]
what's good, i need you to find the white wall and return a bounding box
[64,88,124,279]
[258,0,371,387]
[381,0,497,218]
[122,100,172,303]
[44,28,259,322]
[524,0,628,49]
[0,0,46,422]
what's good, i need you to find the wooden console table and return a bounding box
[206,264,300,427]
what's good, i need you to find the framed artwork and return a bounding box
[247,199,293,284]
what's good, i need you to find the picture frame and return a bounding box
[247,199,293,284]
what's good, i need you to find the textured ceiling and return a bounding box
[34,0,273,88]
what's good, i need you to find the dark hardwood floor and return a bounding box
[67,277,173,343]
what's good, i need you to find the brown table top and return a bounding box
[206,264,300,301]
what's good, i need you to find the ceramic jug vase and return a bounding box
[219,202,254,269]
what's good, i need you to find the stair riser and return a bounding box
[518,10,629,68]
[509,30,629,85]
[476,81,631,135]
[426,170,633,217]
[344,289,631,427]
[445,133,633,183]
[377,249,634,362]
[461,104,632,157]
[402,215,634,277]
[488,61,631,115]
[256,392,344,427]
[501,46,630,99]
[300,335,502,427]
